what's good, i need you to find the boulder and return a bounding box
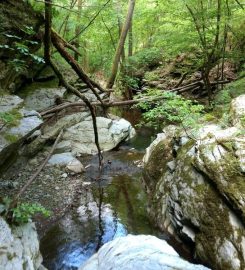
[0,95,23,113]
[80,235,210,270]
[62,116,136,155]
[142,95,245,270]
[48,152,84,174]
[230,94,245,126]
[23,111,90,156]
[0,95,43,166]
[67,89,107,103]
[23,87,66,111]
[0,217,45,270]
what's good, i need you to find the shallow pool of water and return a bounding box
[40,131,165,270]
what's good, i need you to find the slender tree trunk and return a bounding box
[107,0,136,89]
[116,1,125,62]
[81,40,89,72]
[44,0,52,63]
[128,21,133,57]
[44,0,104,173]
[74,0,82,61]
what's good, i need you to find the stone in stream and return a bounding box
[142,94,245,270]
[79,235,210,270]
[48,152,85,173]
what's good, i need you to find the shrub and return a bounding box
[135,89,204,132]
[0,197,51,225]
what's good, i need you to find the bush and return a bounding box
[0,197,50,225]
[135,89,204,132]
[124,48,162,76]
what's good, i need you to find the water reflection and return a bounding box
[40,148,156,270]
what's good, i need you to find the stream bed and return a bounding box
[40,130,166,270]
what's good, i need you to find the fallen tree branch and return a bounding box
[49,59,103,171]
[11,129,64,208]
[52,29,82,56]
[40,96,170,116]
[40,79,233,116]
[173,72,188,88]
[51,29,107,100]
[168,79,231,93]
[46,1,103,173]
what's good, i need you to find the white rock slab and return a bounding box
[80,235,210,270]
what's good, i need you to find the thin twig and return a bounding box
[69,0,111,43]
[12,130,64,206]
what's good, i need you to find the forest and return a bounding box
[0,0,245,270]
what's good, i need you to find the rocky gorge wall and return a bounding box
[0,217,45,270]
[0,0,43,93]
[143,95,245,270]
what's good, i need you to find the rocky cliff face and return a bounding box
[143,95,245,270]
[0,0,43,93]
[0,217,45,270]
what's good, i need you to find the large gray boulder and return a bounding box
[61,116,136,155]
[0,95,43,166]
[23,111,90,156]
[80,235,210,270]
[0,217,45,270]
[24,87,66,111]
[142,95,245,270]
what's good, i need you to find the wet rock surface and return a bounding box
[143,95,245,270]
[80,235,210,270]
[0,217,45,270]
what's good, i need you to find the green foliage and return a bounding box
[0,197,51,225]
[215,77,245,106]
[2,27,44,73]
[144,70,159,81]
[121,48,162,89]
[0,110,22,129]
[240,115,245,127]
[125,48,162,75]
[220,112,231,128]
[4,134,20,143]
[122,75,140,89]
[12,203,50,224]
[135,89,204,131]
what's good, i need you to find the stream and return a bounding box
[0,79,194,270]
[39,128,166,270]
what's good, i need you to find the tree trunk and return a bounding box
[51,30,107,97]
[44,0,52,63]
[107,0,136,89]
[74,0,82,61]
[128,21,133,57]
[116,1,125,62]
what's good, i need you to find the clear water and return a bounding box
[40,131,165,270]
